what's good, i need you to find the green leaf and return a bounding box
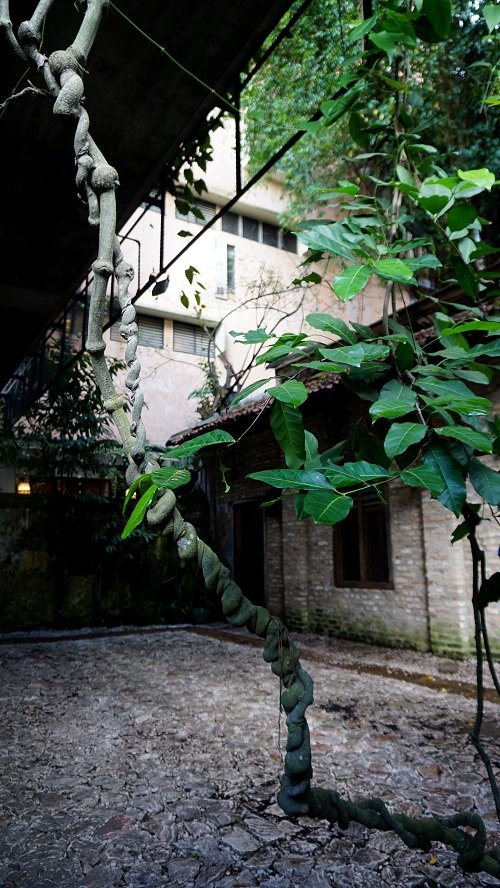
[180,293,189,309]
[369,380,417,421]
[370,31,399,63]
[414,378,474,399]
[297,223,357,261]
[165,430,235,460]
[457,168,496,192]
[306,313,356,343]
[318,344,366,366]
[422,0,451,39]
[320,87,363,125]
[325,461,391,487]
[371,258,415,283]
[247,469,332,490]
[151,466,192,489]
[349,111,371,149]
[469,458,500,506]
[384,422,427,459]
[441,320,500,336]
[423,446,466,516]
[303,490,353,525]
[347,14,379,43]
[229,378,273,407]
[446,204,477,232]
[122,484,159,540]
[406,254,442,272]
[426,395,492,416]
[483,4,500,32]
[435,426,493,453]
[230,329,273,344]
[400,465,445,495]
[304,430,320,466]
[333,264,372,301]
[123,473,151,515]
[185,265,199,284]
[451,521,469,544]
[270,401,306,469]
[267,380,308,408]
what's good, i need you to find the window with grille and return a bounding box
[334,489,391,587]
[173,321,212,356]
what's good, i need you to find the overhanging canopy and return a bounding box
[0,0,292,386]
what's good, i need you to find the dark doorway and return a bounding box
[233,500,266,606]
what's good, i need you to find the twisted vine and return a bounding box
[3,0,500,878]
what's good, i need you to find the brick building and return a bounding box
[170,375,500,659]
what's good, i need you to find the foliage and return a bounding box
[0,352,124,487]
[243,0,500,531]
[242,0,500,227]
[122,430,235,538]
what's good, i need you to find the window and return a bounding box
[137,314,164,348]
[262,222,279,248]
[221,211,239,235]
[175,198,217,225]
[334,490,391,586]
[226,245,235,293]
[110,311,164,348]
[243,216,260,242]
[173,321,212,356]
[282,231,298,253]
[220,210,297,253]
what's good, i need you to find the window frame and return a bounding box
[172,320,213,357]
[333,489,393,589]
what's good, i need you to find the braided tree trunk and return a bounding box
[3,0,500,877]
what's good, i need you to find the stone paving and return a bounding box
[0,627,499,888]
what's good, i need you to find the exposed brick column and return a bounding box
[421,495,471,657]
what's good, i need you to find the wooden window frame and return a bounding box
[333,490,393,589]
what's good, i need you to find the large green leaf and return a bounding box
[270,401,306,469]
[372,258,415,283]
[423,446,466,516]
[422,0,451,39]
[400,464,445,495]
[230,329,273,344]
[414,377,475,399]
[303,490,354,525]
[483,4,500,32]
[165,430,235,460]
[297,223,358,261]
[435,426,493,453]
[441,320,500,336]
[306,313,357,344]
[332,264,372,301]
[384,422,427,460]
[457,168,496,192]
[229,377,273,408]
[151,467,192,489]
[325,461,391,488]
[469,458,500,506]
[122,484,159,540]
[425,395,492,416]
[123,472,151,514]
[267,380,308,408]
[247,469,332,490]
[369,380,417,421]
[318,344,366,366]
